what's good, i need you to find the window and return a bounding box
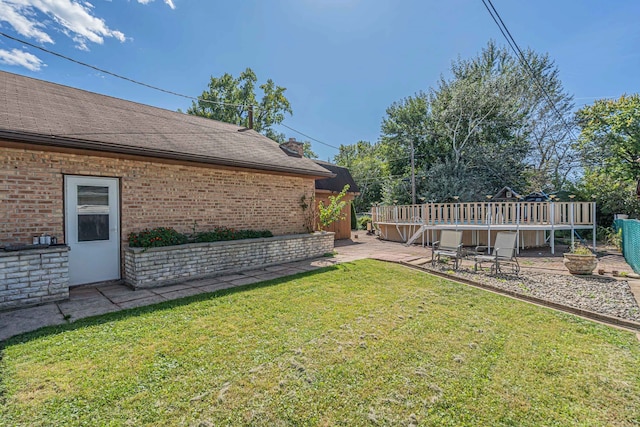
[77,186,109,241]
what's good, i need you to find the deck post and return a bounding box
[592,201,597,250]
[516,200,521,254]
[570,202,575,249]
[487,202,491,252]
[550,202,555,255]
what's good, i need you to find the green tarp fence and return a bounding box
[613,218,640,273]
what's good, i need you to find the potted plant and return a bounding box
[563,243,597,275]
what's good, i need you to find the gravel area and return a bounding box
[423,264,640,323]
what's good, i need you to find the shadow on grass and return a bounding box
[0,264,341,350]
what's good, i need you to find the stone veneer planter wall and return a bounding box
[124,232,335,289]
[0,246,70,310]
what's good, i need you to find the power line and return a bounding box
[0,31,250,109]
[279,123,340,150]
[0,30,344,153]
[480,0,578,140]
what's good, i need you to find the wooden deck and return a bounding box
[372,201,597,254]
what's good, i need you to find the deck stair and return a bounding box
[405,224,429,246]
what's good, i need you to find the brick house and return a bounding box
[0,71,333,291]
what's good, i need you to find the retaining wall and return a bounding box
[0,246,70,310]
[124,232,334,289]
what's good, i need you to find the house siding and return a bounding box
[0,144,315,246]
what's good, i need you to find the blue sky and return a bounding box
[1,0,639,161]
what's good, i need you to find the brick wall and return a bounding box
[0,144,316,246]
[124,232,334,289]
[0,246,69,310]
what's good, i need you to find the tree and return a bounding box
[575,94,640,222]
[572,170,640,225]
[427,41,529,200]
[187,68,292,142]
[576,94,640,181]
[334,141,388,212]
[519,50,577,193]
[336,41,576,206]
[301,141,318,159]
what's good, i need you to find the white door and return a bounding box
[65,176,120,285]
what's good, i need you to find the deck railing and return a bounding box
[372,201,595,227]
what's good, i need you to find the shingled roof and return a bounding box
[0,71,333,178]
[314,160,360,194]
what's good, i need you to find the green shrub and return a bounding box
[318,185,349,231]
[128,227,189,248]
[194,227,273,243]
[358,215,372,230]
[128,226,273,248]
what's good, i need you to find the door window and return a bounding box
[77,185,110,241]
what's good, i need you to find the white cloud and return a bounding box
[137,0,175,9]
[0,47,44,70]
[0,0,126,50]
[0,0,174,70]
[0,1,53,43]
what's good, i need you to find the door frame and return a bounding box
[63,174,122,285]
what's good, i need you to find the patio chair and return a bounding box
[474,231,520,274]
[431,230,464,269]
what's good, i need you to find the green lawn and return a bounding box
[1,259,639,426]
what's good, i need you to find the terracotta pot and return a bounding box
[563,253,597,275]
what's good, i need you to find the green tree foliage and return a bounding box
[337,41,575,205]
[576,94,640,181]
[427,41,531,201]
[572,171,640,225]
[301,141,318,159]
[574,94,640,222]
[380,93,442,177]
[187,68,292,142]
[334,141,388,212]
[520,51,577,193]
[318,185,350,231]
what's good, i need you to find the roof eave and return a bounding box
[0,130,335,179]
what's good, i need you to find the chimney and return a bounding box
[282,137,304,157]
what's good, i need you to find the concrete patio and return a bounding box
[1,233,639,342]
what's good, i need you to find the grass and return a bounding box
[1,259,639,426]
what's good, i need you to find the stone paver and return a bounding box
[0,304,66,340]
[229,276,261,287]
[58,300,121,321]
[251,272,289,281]
[151,283,192,294]
[102,288,157,304]
[117,295,167,310]
[156,287,203,300]
[1,232,639,342]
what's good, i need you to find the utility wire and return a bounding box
[0,31,344,152]
[0,31,250,109]
[479,0,578,140]
[278,123,340,150]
